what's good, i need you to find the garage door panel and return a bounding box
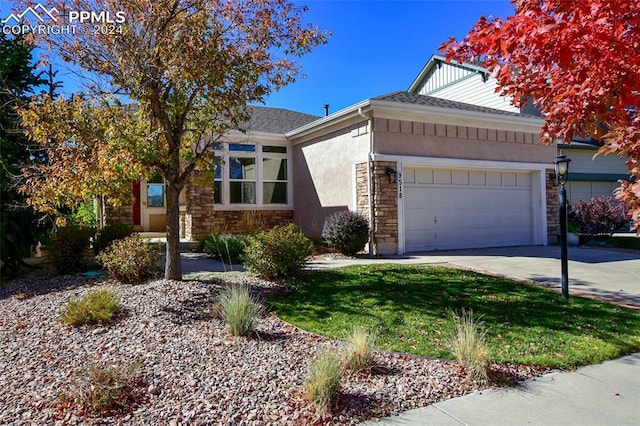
[404,167,534,252]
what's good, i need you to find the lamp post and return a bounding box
[554,150,571,300]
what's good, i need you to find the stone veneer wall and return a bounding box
[355,161,398,255]
[355,163,369,219]
[546,168,560,245]
[183,172,293,241]
[104,203,134,227]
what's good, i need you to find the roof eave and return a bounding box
[407,54,446,93]
[285,99,372,140]
[369,98,544,133]
[224,129,288,143]
[407,54,493,93]
[287,96,544,142]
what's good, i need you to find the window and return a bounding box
[146,175,165,207]
[229,143,255,152]
[213,156,222,204]
[229,157,256,204]
[263,145,287,153]
[263,158,287,204]
[213,143,289,207]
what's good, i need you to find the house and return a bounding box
[407,54,630,203]
[105,91,560,254]
[108,53,615,254]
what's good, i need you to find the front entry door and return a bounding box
[141,176,167,232]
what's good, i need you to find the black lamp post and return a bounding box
[554,150,571,300]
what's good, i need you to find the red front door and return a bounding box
[132,180,141,226]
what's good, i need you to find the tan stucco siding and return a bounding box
[373,118,555,164]
[292,124,370,236]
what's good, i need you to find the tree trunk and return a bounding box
[164,181,182,280]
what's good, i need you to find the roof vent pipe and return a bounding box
[324,104,329,117]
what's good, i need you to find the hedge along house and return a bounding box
[408,54,630,204]
[288,91,556,255]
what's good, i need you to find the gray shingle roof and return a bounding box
[373,91,542,120]
[241,106,320,134]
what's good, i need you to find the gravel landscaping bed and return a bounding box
[1,272,543,425]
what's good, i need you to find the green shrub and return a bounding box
[450,309,489,384]
[57,361,145,417]
[304,350,342,415]
[60,289,121,326]
[203,233,253,264]
[322,211,369,256]
[96,234,162,284]
[47,226,95,274]
[343,326,377,371]
[94,222,134,254]
[66,202,97,228]
[216,285,262,336]
[243,224,313,279]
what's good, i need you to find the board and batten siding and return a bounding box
[413,61,519,113]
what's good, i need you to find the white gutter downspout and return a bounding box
[359,107,376,256]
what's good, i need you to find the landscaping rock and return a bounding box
[0,273,540,424]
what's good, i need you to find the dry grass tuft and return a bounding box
[343,326,377,372]
[451,308,489,384]
[304,350,343,416]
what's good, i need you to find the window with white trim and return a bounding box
[213,142,290,207]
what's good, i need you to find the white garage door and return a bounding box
[404,167,534,251]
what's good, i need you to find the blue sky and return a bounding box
[267,0,515,116]
[1,0,515,116]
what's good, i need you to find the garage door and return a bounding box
[404,167,534,251]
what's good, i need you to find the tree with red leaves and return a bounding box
[441,0,640,229]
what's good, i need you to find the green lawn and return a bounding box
[269,264,640,369]
[606,236,640,250]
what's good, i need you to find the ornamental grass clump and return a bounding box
[343,325,377,372]
[203,233,253,264]
[450,308,489,384]
[217,285,262,337]
[304,350,343,416]
[60,289,121,326]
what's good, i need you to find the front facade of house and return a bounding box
[105,94,559,255]
[105,56,578,254]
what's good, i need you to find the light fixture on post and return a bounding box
[554,150,571,300]
[386,167,397,184]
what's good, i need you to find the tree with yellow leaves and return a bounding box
[17,0,328,280]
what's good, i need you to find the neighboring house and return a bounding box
[408,54,630,203]
[106,91,560,254]
[558,139,629,203]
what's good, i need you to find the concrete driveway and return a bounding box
[307,245,640,309]
[424,246,640,309]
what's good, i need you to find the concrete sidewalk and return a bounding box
[362,353,640,426]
